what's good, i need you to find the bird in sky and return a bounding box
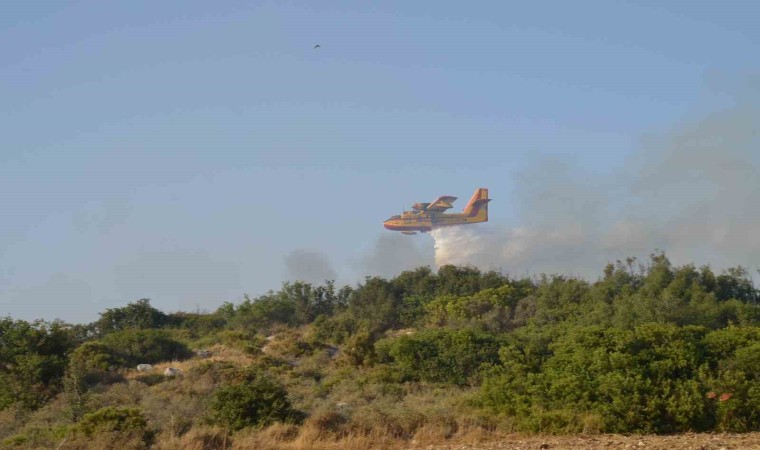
[313,44,320,49]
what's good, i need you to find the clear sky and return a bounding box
[2,1,759,322]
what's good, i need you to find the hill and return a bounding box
[2,252,760,449]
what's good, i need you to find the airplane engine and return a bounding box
[412,202,430,211]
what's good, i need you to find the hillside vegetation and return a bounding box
[2,253,760,449]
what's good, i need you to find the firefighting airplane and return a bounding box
[383,188,491,235]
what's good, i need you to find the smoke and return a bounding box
[432,226,499,268]
[431,223,604,278]
[360,233,434,279]
[432,88,760,278]
[284,249,338,283]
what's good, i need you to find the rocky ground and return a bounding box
[406,433,760,450]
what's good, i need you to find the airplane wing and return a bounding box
[426,195,457,212]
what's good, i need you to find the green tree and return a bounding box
[714,267,759,303]
[347,277,402,333]
[425,285,520,331]
[95,299,168,335]
[99,329,193,367]
[0,318,79,410]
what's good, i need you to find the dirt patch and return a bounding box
[404,433,760,450]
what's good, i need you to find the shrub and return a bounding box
[188,360,240,383]
[100,329,193,367]
[217,330,264,355]
[425,285,517,325]
[66,341,124,389]
[73,406,154,448]
[306,410,348,437]
[480,324,714,433]
[377,329,500,385]
[76,407,149,436]
[206,372,299,430]
[1,426,69,449]
[703,327,760,431]
[134,373,167,386]
[1,434,27,447]
[340,331,377,366]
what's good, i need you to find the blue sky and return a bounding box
[1,1,759,322]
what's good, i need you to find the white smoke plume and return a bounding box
[431,86,760,279]
[431,226,499,268]
[284,249,338,283]
[431,223,603,278]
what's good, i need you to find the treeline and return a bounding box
[1,253,760,447]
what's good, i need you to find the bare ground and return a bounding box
[403,433,760,450]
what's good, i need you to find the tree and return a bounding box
[0,318,79,410]
[95,299,169,335]
[347,277,401,333]
[99,329,193,367]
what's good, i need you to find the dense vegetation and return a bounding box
[1,253,759,449]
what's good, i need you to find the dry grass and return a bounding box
[19,427,760,450]
[0,406,24,441]
[219,399,497,450]
[152,427,232,450]
[57,431,150,450]
[223,419,496,450]
[231,427,404,450]
[122,344,255,381]
[0,336,496,450]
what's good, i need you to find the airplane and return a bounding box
[383,188,491,235]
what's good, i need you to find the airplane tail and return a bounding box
[463,188,490,222]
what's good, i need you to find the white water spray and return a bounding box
[430,226,498,268]
[431,222,651,278]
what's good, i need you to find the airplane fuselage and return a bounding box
[383,212,482,232]
[383,188,490,233]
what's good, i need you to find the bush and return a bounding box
[340,331,377,367]
[76,407,149,435]
[73,406,154,448]
[206,372,299,430]
[426,286,516,320]
[134,373,167,386]
[479,324,715,433]
[99,329,193,367]
[702,327,760,431]
[66,341,124,388]
[1,434,28,447]
[376,329,500,385]
[1,426,69,449]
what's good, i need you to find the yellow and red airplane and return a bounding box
[383,188,491,235]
